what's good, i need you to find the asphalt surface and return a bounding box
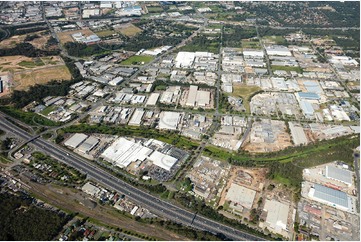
[0,115,265,241]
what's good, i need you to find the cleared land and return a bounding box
[120,55,154,65]
[57,29,96,45]
[0,55,71,91]
[13,65,71,90]
[232,84,262,113]
[262,35,287,45]
[95,30,117,37]
[114,23,142,37]
[0,31,51,49]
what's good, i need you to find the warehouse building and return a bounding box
[225,183,256,210]
[146,93,160,106]
[308,184,352,211]
[148,150,178,171]
[186,85,211,107]
[263,199,290,236]
[325,165,353,187]
[159,111,182,130]
[289,122,308,145]
[128,109,144,126]
[300,100,315,117]
[175,51,195,68]
[101,137,152,168]
[78,136,99,154]
[265,45,292,56]
[64,133,88,149]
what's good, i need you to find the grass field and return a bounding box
[18,59,45,68]
[232,84,262,113]
[263,35,287,45]
[114,23,142,37]
[13,65,72,91]
[120,55,154,65]
[271,65,303,73]
[241,40,262,49]
[95,30,116,37]
[41,106,57,116]
[147,6,164,13]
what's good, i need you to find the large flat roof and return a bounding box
[225,183,256,209]
[101,137,152,168]
[146,93,160,106]
[326,165,352,185]
[159,111,182,130]
[309,184,351,210]
[264,199,289,233]
[298,92,320,100]
[64,133,88,149]
[148,150,178,171]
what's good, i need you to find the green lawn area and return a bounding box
[232,84,262,113]
[120,55,154,65]
[263,35,287,45]
[241,40,262,49]
[18,59,45,68]
[273,174,291,186]
[41,106,57,116]
[0,106,60,127]
[0,155,12,164]
[271,65,303,73]
[95,30,116,37]
[146,6,164,13]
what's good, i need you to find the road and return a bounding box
[0,115,265,241]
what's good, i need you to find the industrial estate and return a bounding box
[0,1,359,241]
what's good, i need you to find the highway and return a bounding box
[0,115,265,241]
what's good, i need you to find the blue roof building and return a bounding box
[309,184,352,211]
[298,92,320,100]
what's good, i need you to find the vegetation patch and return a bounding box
[0,192,71,241]
[0,106,60,127]
[120,55,154,65]
[271,65,303,73]
[115,23,143,37]
[232,84,262,113]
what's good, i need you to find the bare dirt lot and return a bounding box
[57,29,96,45]
[0,55,71,91]
[114,23,142,37]
[0,31,51,50]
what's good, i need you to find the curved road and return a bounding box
[0,115,265,241]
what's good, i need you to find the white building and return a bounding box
[159,111,182,130]
[64,133,88,149]
[175,52,195,68]
[266,45,292,56]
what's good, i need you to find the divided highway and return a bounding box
[0,115,265,241]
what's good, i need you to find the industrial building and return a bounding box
[265,45,292,56]
[297,92,321,100]
[82,182,101,197]
[101,137,152,168]
[175,51,195,68]
[325,165,353,187]
[263,199,290,236]
[158,111,182,130]
[145,93,160,106]
[128,109,144,126]
[308,184,352,211]
[185,85,211,107]
[78,136,99,154]
[148,150,178,171]
[64,133,88,149]
[300,100,315,117]
[288,122,308,145]
[225,183,256,210]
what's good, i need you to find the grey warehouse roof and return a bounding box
[326,166,352,185]
[313,184,349,208]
